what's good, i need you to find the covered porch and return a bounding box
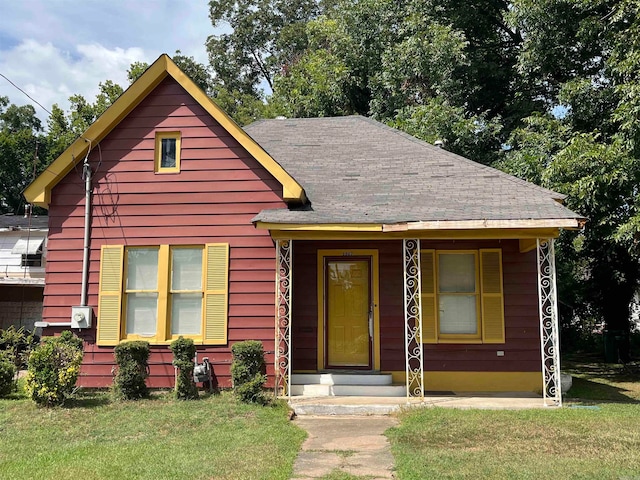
[272,232,564,408]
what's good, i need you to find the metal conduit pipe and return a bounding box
[80,154,92,307]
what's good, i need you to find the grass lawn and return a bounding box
[387,362,640,479]
[0,387,305,480]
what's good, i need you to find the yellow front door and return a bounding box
[326,259,371,367]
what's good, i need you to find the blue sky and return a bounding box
[0,1,215,123]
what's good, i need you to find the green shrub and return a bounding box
[0,326,39,370]
[169,336,198,400]
[113,341,150,400]
[0,352,16,397]
[231,340,267,404]
[25,332,83,406]
[52,330,84,351]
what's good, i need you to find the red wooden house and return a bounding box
[25,55,583,406]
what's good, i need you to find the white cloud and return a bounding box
[0,0,214,124]
[0,40,147,122]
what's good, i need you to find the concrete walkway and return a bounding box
[292,415,398,479]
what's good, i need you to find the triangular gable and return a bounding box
[24,54,306,208]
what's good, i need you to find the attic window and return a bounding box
[155,132,181,173]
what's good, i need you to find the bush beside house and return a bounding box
[231,340,268,404]
[25,331,83,406]
[113,341,150,400]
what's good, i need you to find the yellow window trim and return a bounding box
[168,245,206,342]
[155,131,181,173]
[96,245,124,346]
[97,243,228,346]
[435,250,482,342]
[421,248,505,344]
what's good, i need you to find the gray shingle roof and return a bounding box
[0,214,48,230]
[244,116,582,225]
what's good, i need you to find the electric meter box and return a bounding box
[71,306,92,329]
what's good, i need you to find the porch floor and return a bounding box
[288,392,550,415]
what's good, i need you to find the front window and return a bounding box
[437,252,480,337]
[97,243,229,346]
[125,248,159,336]
[170,248,203,335]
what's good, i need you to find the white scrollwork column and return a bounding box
[403,239,424,400]
[275,239,292,398]
[536,238,562,407]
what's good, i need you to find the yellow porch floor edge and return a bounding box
[384,371,542,392]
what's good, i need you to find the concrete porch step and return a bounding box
[290,372,405,397]
[291,373,394,386]
[290,384,406,397]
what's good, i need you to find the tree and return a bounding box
[0,97,50,214]
[128,51,215,95]
[498,0,640,358]
[207,0,328,96]
[266,0,511,163]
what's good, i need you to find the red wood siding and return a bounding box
[292,239,541,373]
[43,77,285,388]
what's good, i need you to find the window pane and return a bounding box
[171,293,202,335]
[439,295,477,334]
[161,138,176,168]
[439,254,475,293]
[172,248,202,291]
[126,249,158,290]
[126,293,158,336]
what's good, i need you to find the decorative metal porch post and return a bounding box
[275,239,293,398]
[403,239,424,400]
[536,238,562,407]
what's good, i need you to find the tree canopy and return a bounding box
[207,0,640,354]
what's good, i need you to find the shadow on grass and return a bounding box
[63,394,112,409]
[62,389,178,409]
[565,377,640,404]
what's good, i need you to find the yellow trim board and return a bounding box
[519,238,539,253]
[24,54,306,208]
[384,218,582,231]
[385,371,542,393]
[317,249,380,371]
[269,228,561,241]
[256,222,383,232]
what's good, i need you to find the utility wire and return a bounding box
[0,72,52,116]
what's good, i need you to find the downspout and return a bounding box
[80,153,92,307]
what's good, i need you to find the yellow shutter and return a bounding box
[97,245,124,346]
[203,243,229,345]
[420,249,437,343]
[480,249,505,343]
